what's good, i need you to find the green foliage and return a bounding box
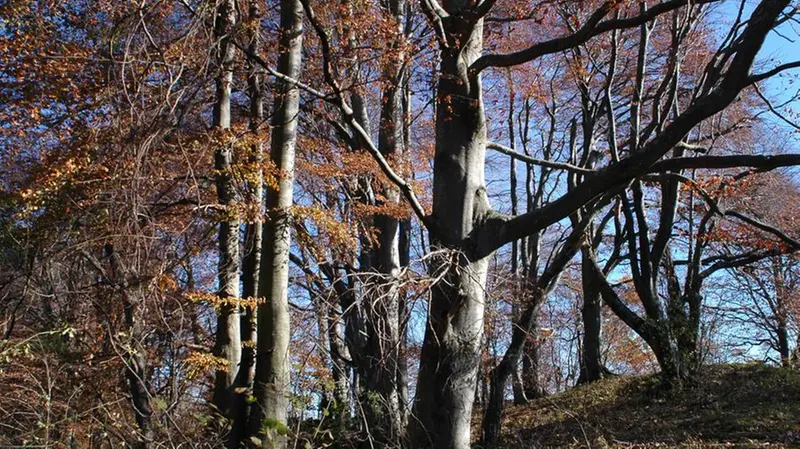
[261,417,291,437]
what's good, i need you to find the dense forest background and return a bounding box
[1,0,800,448]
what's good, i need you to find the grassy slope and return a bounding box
[495,364,800,448]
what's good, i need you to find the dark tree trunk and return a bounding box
[578,250,604,384]
[521,313,546,400]
[397,218,411,426]
[778,318,790,367]
[328,300,352,423]
[106,245,153,449]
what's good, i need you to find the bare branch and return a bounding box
[487,142,594,174]
[470,0,718,74]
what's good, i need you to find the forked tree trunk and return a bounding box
[212,0,242,429]
[408,17,489,449]
[417,0,789,446]
[247,0,303,446]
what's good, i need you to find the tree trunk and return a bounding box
[773,258,791,367]
[248,0,303,446]
[521,313,545,400]
[105,245,153,449]
[480,211,593,449]
[358,1,407,444]
[231,2,264,445]
[397,219,411,427]
[481,293,543,449]
[326,300,352,424]
[511,367,527,405]
[578,250,603,384]
[506,81,528,407]
[212,0,242,430]
[408,18,489,449]
[778,318,790,367]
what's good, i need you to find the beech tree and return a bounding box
[391,1,798,447]
[211,0,243,432]
[2,1,800,449]
[247,0,304,447]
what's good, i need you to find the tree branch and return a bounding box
[487,141,594,174]
[471,0,718,74]
[486,0,791,253]
[649,154,800,171]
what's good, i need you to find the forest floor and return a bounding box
[495,363,800,448]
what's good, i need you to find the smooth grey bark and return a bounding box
[231,2,264,446]
[212,0,242,428]
[271,0,792,446]
[248,0,303,446]
[357,1,407,445]
[408,14,488,449]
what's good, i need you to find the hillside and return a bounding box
[496,364,800,448]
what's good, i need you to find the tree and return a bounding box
[211,0,243,434]
[230,1,267,445]
[247,0,304,447]
[404,1,796,446]
[2,1,800,448]
[719,171,800,366]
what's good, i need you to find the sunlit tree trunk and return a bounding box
[211,0,242,430]
[230,2,264,446]
[357,1,408,446]
[409,15,488,449]
[248,0,303,446]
